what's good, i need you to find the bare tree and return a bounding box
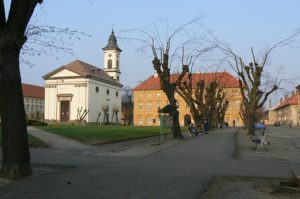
[77,107,89,125]
[0,1,89,179]
[122,18,209,138]
[0,0,44,180]
[102,105,109,124]
[215,31,300,135]
[121,86,133,125]
[176,71,229,132]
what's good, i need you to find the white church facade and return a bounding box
[43,31,123,124]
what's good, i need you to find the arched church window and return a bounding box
[107,59,112,69]
[116,60,119,69]
[95,86,99,93]
[106,89,110,95]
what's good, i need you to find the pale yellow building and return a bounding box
[22,83,45,121]
[269,89,299,126]
[133,72,243,127]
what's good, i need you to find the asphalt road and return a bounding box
[0,127,299,199]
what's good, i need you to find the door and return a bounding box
[60,101,70,122]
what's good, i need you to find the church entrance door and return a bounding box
[60,101,70,122]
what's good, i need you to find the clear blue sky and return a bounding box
[9,0,300,103]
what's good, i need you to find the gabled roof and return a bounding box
[274,94,298,110]
[133,72,240,91]
[22,83,44,99]
[43,60,122,87]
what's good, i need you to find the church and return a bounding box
[43,31,123,124]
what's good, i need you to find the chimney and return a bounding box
[280,98,283,104]
[296,85,300,94]
[296,85,300,111]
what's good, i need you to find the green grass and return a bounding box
[38,125,187,144]
[0,129,48,148]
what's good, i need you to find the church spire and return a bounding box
[102,29,122,52]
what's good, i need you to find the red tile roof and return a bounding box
[22,83,44,99]
[274,94,298,110]
[133,72,240,91]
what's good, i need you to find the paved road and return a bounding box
[0,127,299,199]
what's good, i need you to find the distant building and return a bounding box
[267,86,300,126]
[22,83,45,120]
[133,72,243,127]
[43,31,123,124]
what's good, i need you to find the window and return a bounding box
[138,116,143,125]
[156,102,160,109]
[147,117,152,126]
[236,100,240,108]
[186,103,190,109]
[138,103,143,110]
[147,103,152,111]
[116,91,119,97]
[117,76,119,81]
[226,117,230,122]
[95,86,99,93]
[117,60,119,69]
[107,59,112,69]
[106,89,110,95]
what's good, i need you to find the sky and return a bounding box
[6,0,300,105]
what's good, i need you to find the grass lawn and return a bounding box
[0,129,48,148]
[38,125,188,144]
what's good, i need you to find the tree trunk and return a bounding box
[169,96,183,139]
[170,108,183,138]
[0,44,32,180]
[247,110,256,136]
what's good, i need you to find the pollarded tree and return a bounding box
[215,31,300,135]
[122,18,216,138]
[176,71,229,132]
[0,0,44,180]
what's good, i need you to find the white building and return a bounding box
[43,31,123,124]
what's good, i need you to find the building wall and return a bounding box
[274,105,298,126]
[133,87,243,127]
[24,96,44,120]
[87,79,122,123]
[45,77,121,124]
[44,78,88,123]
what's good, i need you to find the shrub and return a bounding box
[27,120,48,126]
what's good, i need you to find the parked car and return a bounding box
[274,122,281,126]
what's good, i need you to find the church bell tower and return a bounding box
[103,30,122,82]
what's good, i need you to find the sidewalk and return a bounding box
[27,126,92,150]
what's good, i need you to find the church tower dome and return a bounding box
[103,30,122,82]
